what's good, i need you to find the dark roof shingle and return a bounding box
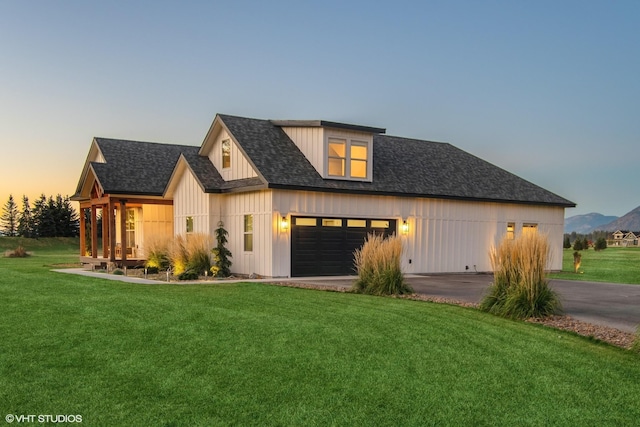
[219,114,575,207]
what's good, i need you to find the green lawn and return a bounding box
[549,247,640,284]
[1,239,639,425]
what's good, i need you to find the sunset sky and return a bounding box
[1,1,638,217]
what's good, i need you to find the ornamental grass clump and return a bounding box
[185,233,213,275]
[352,233,412,296]
[169,235,189,275]
[144,235,171,271]
[480,232,562,319]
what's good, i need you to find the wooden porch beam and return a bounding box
[120,200,127,262]
[102,205,109,258]
[79,208,86,257]
[109,201,116,262]
[90,205,98,259]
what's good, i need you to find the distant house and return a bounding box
[610,230,639,247]
[72,113,575,276]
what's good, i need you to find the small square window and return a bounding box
[522,223,538,236]
[506,222,515,240]
[186,217,194,233]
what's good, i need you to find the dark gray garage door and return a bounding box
[291,217,397,277]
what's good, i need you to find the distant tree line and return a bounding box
[563,231,608,251]
[0,194,79,238]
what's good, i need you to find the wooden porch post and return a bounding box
[109,201,116,262]
[120,200,127,262]
[91,205,98,259]
[102,205,109,258]
[79,207,86,257]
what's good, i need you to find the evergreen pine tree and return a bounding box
[32,194,47,237]
[17,195,34,238]
[1,195,19,236]
[563,235,571,249]
[211,221,233,277]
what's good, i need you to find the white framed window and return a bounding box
[244,214,253,252]
[506,222,515,240]
[328,139,346,177]
[222,139,231,169]
[186,216,194,234]
[125,208,136,249]
[326,137,370,180]
[522,223,538,236]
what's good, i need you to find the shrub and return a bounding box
[177,270,199,281]
[480,233,561,319]
[594,237,607,251]
[573,251,582,273]
[112,269,124,275]
[5,246,29,258]
[573,239,583,251]
[352,233,412,296]
[144,235,171,270]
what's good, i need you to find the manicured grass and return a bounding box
[549,247,640,284]
[1,245,639,425]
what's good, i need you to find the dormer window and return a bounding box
[327,137,370,179]
[222,139,231,169]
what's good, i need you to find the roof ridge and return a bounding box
[94,136,198,149]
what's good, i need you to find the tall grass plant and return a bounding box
[352,233,412,295]
[480,232,561,319]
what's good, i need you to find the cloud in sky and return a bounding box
[0,1,638,216]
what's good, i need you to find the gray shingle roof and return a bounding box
[219,114,575,207]
[77,115,575,208]
[92,138,199,195]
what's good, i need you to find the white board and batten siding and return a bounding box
[221,191,274,278]
[206,128,258,181]
[282,127,373,180]
[270,189,565,277]
[172,167,213,235]
[139,205,173,257]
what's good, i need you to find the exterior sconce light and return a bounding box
[401,220,409,235]
[280,215,289,232]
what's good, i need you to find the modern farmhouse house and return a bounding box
[72,113,575,277]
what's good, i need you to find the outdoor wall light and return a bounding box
[401,220,409,235]
[280,215,289,231]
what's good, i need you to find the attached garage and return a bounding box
[291,216,397,276]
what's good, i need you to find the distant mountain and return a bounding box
[564,212,619,234]
[599,205,640,232]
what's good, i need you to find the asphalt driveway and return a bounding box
[290,274,640,333]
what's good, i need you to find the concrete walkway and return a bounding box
[53,269,640,333]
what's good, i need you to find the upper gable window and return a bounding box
[327,137,370,180]
[222,139,231,169]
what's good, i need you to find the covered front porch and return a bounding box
[79,195,173,268]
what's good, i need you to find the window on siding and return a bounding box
[125,209,136,249]
[328,139,346,177]
[350,141,368,178]
[244,215,253,252]
[327,137,370,179]
[506,222,515,240]
[222,139,231,169]
[186,217,194,234]
[522,223,538,236]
